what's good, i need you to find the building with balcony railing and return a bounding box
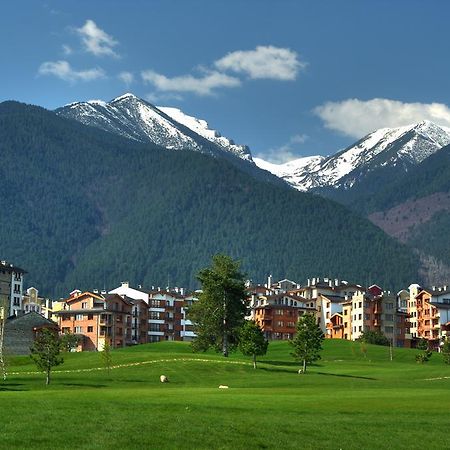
[55,290,135,351]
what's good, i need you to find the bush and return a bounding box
[357,330,390,346]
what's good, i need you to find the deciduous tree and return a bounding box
[290,314,324,374]
[442,338,450,364]
[30,328,63,385]
[189,254,247,357]
[239,320,268,369]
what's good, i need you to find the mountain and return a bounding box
[0,101,420,296]
[56,93,253,161]
[361,144,450,283]
[255,121,450,197]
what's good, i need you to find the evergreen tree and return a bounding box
[442,338,450,364]
[290,314,324,374]
[101,339,113,374]
[239,320,268,369]
[30,328,63,385]
[189,254,247,357]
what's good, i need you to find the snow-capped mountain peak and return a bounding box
[56,93,253,162]
[255,121,450,192]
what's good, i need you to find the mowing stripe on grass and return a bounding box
[8,357,252,376]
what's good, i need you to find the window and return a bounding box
[358,302,362,308]
[75,314,84,321]
[385,326,394,333]
[385,314,394,321]
[87,326,93,332]
[87,314,93,320]
[81,302,87,309]
[364,314,370,320]
[149,311,161,320]
[386,303,394,310]
[13,297,20,306]
[75,326,83,333]
[358,314,362,320]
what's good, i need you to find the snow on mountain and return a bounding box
[158,106,252,161]
[56,93,253,162]
[255,120,450,191]
[253,156,325,191]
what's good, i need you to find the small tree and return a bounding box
[30,328,63,385]
[239,320,268,369]
[189,254,247,357]
[442,338,450,364]
[0,299,8,381]
[358,330,390,346]
[290,314,324,374]
[60,332,79,352]
[415,337,432,364]
[101,339,113,374]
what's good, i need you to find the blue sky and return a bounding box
[2,0,450,162]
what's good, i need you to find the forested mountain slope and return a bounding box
[0,101,420,296]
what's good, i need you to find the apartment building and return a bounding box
[0,260,25,317]
[56,291,134,351]
[248,284,315,339]
[22,287,54,319]
[415,286,450,349]
[109,283,197,343]
[296,278,361,333]
[349,286,410,346]
[147,289,196,342]
[407,284,422,338]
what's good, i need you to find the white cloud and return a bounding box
[256,134,309,164]
[38,60,105,82]
[314,98,450,138]
[118,71,134,86]
[141,69,241,96]
[62,44,73,56]
[75,19,119,57]
[214,46,305,81]
[145,92,183,104]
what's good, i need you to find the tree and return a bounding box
[188,254,247,357]
[0,298,8,381]
[442,338,450,364]
[239,320,268,369]
[290,314,324,374]
[101,339,113,374]
[60,332,79,352]
[415,338,432,364]
[30,328,63,385]
[358,330,390,346]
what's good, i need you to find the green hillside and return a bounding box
[0,101,420,296]
[2,340,450,449]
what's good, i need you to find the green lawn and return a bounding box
[1,340,450,449]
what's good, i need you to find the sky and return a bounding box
[2,0,450,163]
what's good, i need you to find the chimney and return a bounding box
[121,281,129,289]
[307,278,311,287]
[267,274,273,288]
[335,278,339,287]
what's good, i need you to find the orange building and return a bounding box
[250,292,315,340]
[326,313,344,339]
[415,287,450,349]
[56,291,134,351]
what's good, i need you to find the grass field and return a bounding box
[1,340,450,449]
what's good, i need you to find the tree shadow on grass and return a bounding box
[62,383,107,388]
[261,360,299,367]
[316,372,376,380]
[258,366,297,375]
[0,383,27,391]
